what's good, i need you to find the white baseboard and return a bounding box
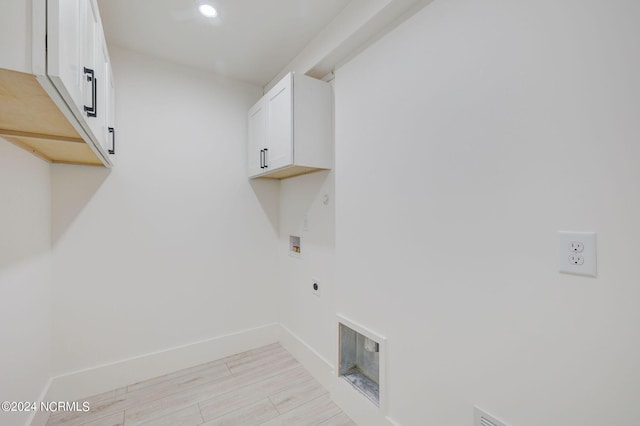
[43,323,279,403]
[386,415,402,425]
[277,324,335,390]
[25,378,52,426]
[277,323,397,426]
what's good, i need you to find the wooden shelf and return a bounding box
[256,165,328,180]
[0,68,104,166]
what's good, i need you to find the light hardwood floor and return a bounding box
[45,343,356,426]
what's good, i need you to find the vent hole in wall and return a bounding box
[474,407,508,426]
[339,322,380,406]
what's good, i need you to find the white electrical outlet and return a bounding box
[569,241,584,253]
[311,278,320,297]
[568,254,584,265]
[558,231,597,277]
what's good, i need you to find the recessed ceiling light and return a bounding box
[198,4,218,18]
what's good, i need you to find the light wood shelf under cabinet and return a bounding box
[0,68,104,166]
[257,165,325,180]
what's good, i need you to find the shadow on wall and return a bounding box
[249,178,281,234]
[51,165,111,244]
[281,170,334,249]
[0,139,51,271]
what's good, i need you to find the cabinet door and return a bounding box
[105,61,116,156]
[248,99,267,177]
[47,0,84,113]
[82,0,108,149]
[47,0,106,150]
[265,73,293,171]
[91,28,110,152]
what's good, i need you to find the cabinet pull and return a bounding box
[263,148,268,168]
[83,67,97,118]
[260,149,264,169]
[108,127,115,155]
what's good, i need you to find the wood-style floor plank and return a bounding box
[137,404,203,426]
[79,411,124,426]
[259,394,342,426]
[317,412,359,426]
[45,343,355,426]
[124,356,299,424]
[201,399,279,426]
[269,376,328,414]
[198,366,311,421]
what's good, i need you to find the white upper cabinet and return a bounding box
[82,0,102,145]
[248,72,332,179]
[55,0,110,159]
[265,73,294,171]
[0,0,115,166]
[46,0,84,113]
[105,60,116,156]
[28,0,114,166]
[89,17,111,153]
[248,100,267,177]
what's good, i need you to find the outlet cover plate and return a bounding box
[558,231,597,277]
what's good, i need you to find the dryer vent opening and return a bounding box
[339,322,380,406]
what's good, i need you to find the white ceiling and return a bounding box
[97,0,352,87]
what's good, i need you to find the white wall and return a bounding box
[0,0,32,73]
[278,170,336,366]
[50,48,280,380]
[0,141,51,426]
[332,0,640,425]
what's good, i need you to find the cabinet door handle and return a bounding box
[260,149,264,169]
[263,148,268,168]
[83,67,97,118]
[108,127,115,155]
